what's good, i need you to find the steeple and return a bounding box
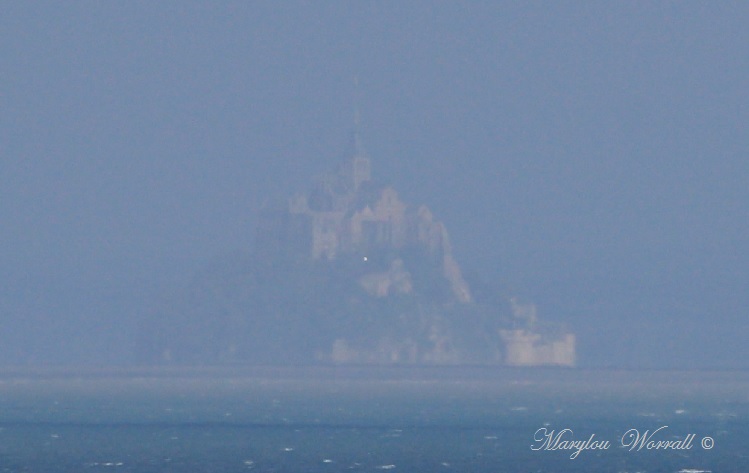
[349,75,367,158]
[352,107,366,158]
[347,75,370,190]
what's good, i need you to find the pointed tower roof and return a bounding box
[337,75,371,192]
[348,75,367,159]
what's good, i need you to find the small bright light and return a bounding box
[363,256,368,261]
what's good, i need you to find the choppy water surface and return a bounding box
[0,367,746,472]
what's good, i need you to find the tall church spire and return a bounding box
[351,75,366,158]
[348,75,370,190]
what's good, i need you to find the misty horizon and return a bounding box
[2,2,748,369]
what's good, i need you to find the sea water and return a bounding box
[0,367,746,472]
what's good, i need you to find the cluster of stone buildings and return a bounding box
[260,130,472,303]
[256,128,575,367]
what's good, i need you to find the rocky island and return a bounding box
[138,128,575,367]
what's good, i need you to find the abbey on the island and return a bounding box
[251,124,575,366]
[139,122,575,367]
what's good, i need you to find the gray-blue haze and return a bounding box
[1,2,747,367]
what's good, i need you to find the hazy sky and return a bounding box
[2,2,747,367]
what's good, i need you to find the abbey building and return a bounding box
[258,130,472,303]
[252,127,575,367]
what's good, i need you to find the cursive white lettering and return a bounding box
[531,428,611,459]
[621,426,694,451]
